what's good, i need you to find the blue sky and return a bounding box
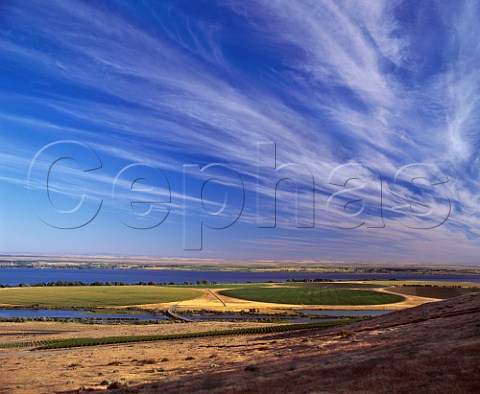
[1,0,479,264]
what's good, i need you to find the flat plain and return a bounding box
[0,281,459,312]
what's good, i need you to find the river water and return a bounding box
[0,308,167,321]
[0,308,368,323]
[1,267,479,286]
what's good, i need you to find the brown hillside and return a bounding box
[132,292,480,394]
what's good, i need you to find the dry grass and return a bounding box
[1,293,479,393]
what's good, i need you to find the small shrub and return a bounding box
[77,386,95,393]
[107,380,128,390]
[137,358,156,365]
[245,364,259,372]
[201,376,222,390]
[185,356,195,360]
[339,330,354,339]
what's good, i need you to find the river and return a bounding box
[1,267,479,286]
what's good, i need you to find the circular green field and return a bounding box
[0,286,202,308]
[219,287,404,305]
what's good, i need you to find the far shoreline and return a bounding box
[0,255,480,277]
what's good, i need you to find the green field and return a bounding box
[0,286,202,308]
[364,280,480,288]
[386,286,480,299]
[219,287,404,305]
[279,282,384,289]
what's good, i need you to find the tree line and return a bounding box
[0,280,218,288]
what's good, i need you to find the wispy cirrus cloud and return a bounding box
[1,0,479,261]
